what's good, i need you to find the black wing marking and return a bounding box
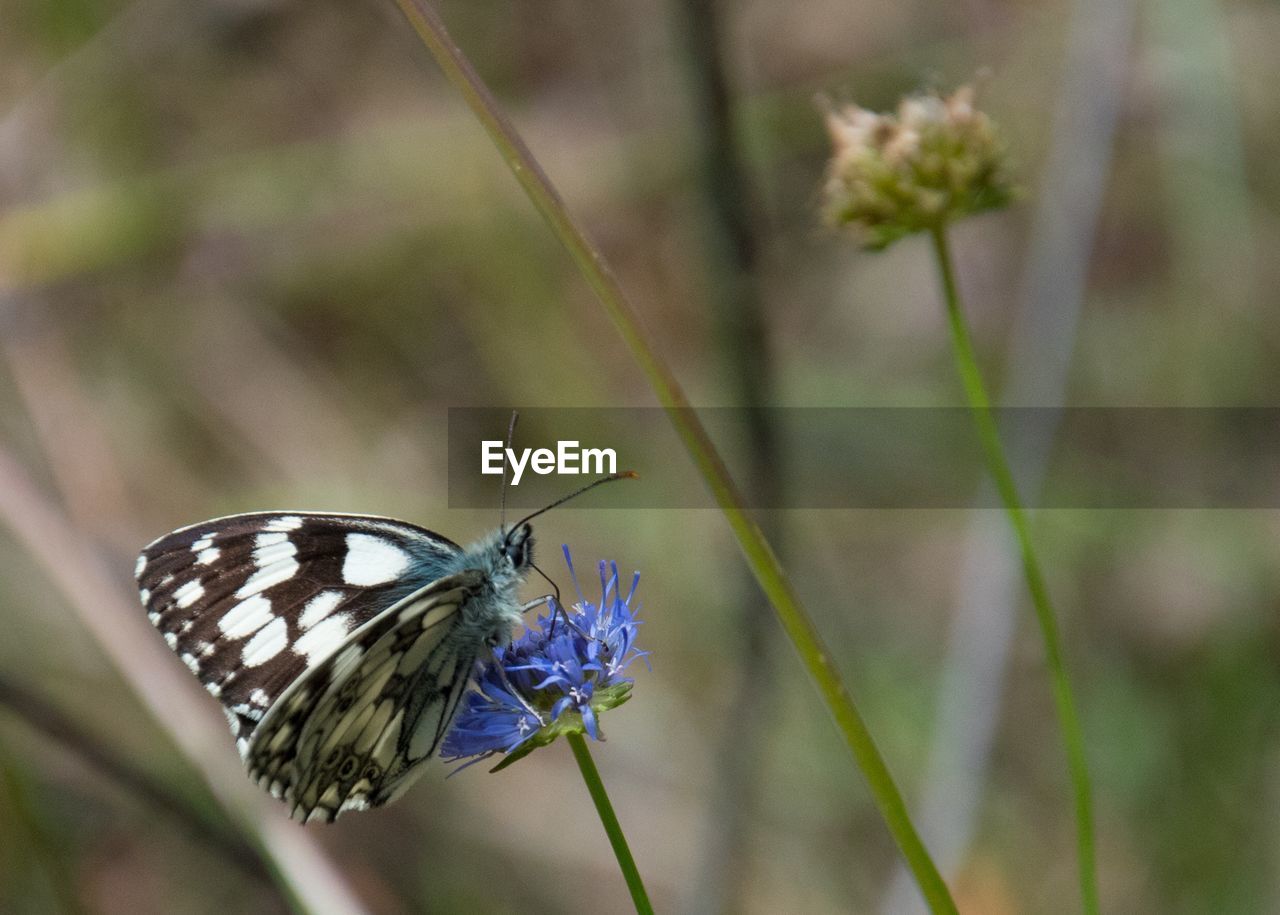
[135,512,462,746]
[244,571,486,823]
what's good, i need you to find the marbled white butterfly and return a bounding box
[136,477,627,823]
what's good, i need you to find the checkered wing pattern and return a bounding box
[135,512,462,758]
[245,571,484,823]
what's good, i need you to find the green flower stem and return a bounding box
[929,226,1099,914]
[567,734,654,915]
[388,2,957,911]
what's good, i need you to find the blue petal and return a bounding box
[581,705,599,740]
[443,545,650,765]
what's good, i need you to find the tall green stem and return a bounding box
[929,226,1099,913]
[388,1,956,911]
[567,734,654,915]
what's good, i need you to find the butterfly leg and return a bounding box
[524,592,595,643]
[551,604,596,643]
[492,660,547,726]
[525,593,590,641]
[519,594,560,642]
[520,595,551,614]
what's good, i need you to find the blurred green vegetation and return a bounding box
[3,0,1280,912]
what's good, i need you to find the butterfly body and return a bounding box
[136,512,533,822]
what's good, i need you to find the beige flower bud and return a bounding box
[822,86,1015,249]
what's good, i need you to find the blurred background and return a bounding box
[3,0,1280,912]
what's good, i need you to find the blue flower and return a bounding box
[442,546,649,770]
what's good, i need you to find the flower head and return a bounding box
[822,85,1015,249]
[442,546,649,771]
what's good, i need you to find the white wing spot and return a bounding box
[375,710,405,759]
[254,537,296,564]
[254,531,290,549]
[236,556,300,598]
[299,590,345,630]
[164,632,178,648]
[330,643,363,683]
[354,700,394,754]
[242,617,289,667]
[434,655,457,687]
[173,580,205,609]
[294,613,353,663]
[232,702,264,722]
[134,554,146,579]
[339,795,370,814]
[266,516,304,532]
[219,595,274,639]
[249,688,270,706]
[421,602,460,631]
[196,547,221,566]
[342,534,410,586]
[397,625,448,675]
[192,535,214,552]
[181,653,200,673]
[147,610,160,624]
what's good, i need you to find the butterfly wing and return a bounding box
[245,570,486,823]
[135,512,462,753]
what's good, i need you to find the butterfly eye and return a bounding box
[503,523,534,569]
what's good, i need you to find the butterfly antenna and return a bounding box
[506,470,637,536]
[499,410,519,535]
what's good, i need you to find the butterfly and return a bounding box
[135,476,627,823]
